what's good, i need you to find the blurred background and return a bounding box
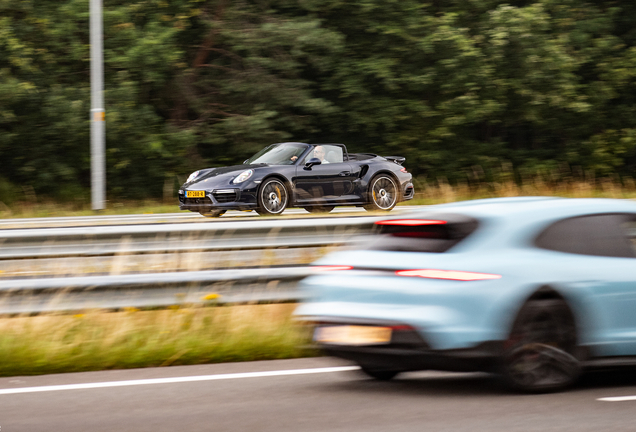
[3,0,636,211]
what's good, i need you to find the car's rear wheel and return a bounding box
[304,206,334,214]
[199,210,226,218]
[364,175,398,211]
[502,298,581,393]
[359,365,400,381]
[256,178,288,216]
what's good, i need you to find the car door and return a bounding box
[535,213,636,355]
[294,145,355,203]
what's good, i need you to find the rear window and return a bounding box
[364,215,479,253]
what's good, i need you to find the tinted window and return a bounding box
[535,214,636,258]
[364,215,479,253]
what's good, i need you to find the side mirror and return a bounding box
[304,157,322,170]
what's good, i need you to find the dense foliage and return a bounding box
[2,0,636,202]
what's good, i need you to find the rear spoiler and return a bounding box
[385,156,405,165]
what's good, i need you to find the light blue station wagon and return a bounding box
[295,197,636,391]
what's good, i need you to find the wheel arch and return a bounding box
[367,168,400,184]
[505,285,584,346]
[260,173,293,194]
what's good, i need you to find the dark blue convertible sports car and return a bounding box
[179,142,414,217]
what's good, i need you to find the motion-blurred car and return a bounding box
[295,197,636,392]
[179,142,414,217]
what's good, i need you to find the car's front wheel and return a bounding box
[364,175,398,211]
[256,178,288,216]
[501,297,581,393]
[199,210,226,218]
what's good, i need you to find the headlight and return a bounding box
[186,170,200,183]
[232,169,253,184]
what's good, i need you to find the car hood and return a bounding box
[185,164,267,187]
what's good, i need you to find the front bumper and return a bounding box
[178,186,259,212]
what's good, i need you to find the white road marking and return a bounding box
[598,395,636,402]
[0,366,360,395]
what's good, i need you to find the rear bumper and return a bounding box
[402,182,414,201]
[309,318,501,372]
[322,342,501,373]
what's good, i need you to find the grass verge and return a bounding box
[0,304,314,377]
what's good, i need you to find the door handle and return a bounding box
[339,171,351,176]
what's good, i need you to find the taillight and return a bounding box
[390,325,414,331]
[375,219,447,226]
[396,269,501,281]
[400,167,408,173]
[312,265,353,272]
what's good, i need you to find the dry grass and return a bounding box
[3,178,636,219]
[0,199,179,219]
[0,304,313,376]
[408,177,636,205]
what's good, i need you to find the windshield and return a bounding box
[245,143,309,165]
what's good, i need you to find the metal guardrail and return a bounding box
[0,216,380,260]
[0,214,396,313]
[0,267,312,314]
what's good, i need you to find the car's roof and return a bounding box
[385,197,636,253]
[426,197,636,223]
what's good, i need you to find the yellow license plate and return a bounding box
[186,190,205,198]
[314,325,392,346]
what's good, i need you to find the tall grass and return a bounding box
[0,199,179,219]
[409,176,636,205]
[0,304,313,376]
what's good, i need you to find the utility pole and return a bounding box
[90,0,105,210]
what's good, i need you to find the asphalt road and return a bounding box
[1,357,636,432]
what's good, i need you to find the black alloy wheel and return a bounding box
[257,178,288,215]
[304,206,335,214]
[364,175,398,211]
[502,298,581,393]
[359,365,400,381]
[199,210,227,218]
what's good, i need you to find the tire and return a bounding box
[501,298,581,393]
[359,365,400,381]
[304,206,335,214]
[256,178,288,216]
[364,174,398,211]
[199,210,226,218]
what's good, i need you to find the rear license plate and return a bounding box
[314,325,392,346]
[186,190,205,198]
